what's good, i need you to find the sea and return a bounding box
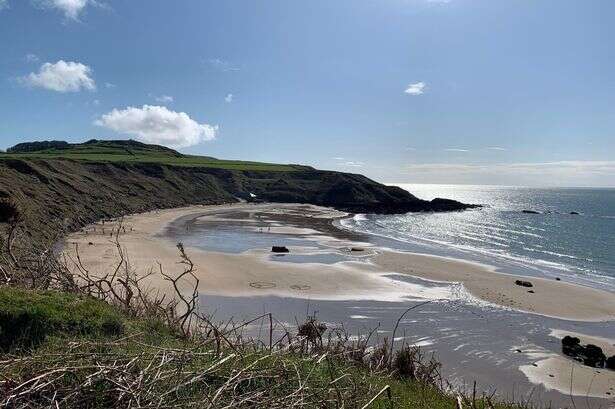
[340,184,615,292]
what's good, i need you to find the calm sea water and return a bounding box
[341,184,615,290]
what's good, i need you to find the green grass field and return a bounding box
[0,140,309,172]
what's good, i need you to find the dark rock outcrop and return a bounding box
[562,336,608,369]
[515,280,533,288]
[562,336,583,357]
[583,344,606,368]
[522,210,540,214]
[271,246,289,253]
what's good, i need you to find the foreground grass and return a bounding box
[0,288,521,408]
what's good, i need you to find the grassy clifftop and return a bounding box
[2,139,309,172]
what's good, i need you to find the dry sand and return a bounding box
[65,203,615,322]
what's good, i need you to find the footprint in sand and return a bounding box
[290,284,311,291]
[249,282,276,289]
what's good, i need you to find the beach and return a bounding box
[64,203,615,404]
[65,203,615,322]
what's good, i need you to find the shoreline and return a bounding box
[65,203,615,323]
[64,202,615,402]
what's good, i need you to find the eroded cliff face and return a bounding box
[0,158,477,245]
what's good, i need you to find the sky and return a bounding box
[1,0,615,187]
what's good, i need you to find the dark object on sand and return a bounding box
[88,242,94,246]
[515,280,533,288]
[271,246,289,253]
[351,247,365,252]
[527,290,535,294]
[562,336,607,368]
[555,277,561,281]
[606,355,615,370]
[522,210,540,214]
[570,211,580,215]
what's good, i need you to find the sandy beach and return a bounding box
[63,203,615,403]
[65,203,615,322]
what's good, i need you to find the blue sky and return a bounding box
[1,0,615,186]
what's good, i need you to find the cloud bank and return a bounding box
[95,105,217,148]
[21,60,96,92]
[400,161,615,187]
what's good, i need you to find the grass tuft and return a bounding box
[0,287,123,352]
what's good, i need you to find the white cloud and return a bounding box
[343,161,365,167]
[39,0,91,20]
[224,93,233,103]
[487,147,507,151]
[25,53,40,63]
[21,60,96,92]
[404,82,426,95]
[207,58,240,72]
[95,105,217,148]
[104,82,116,88]
[155,95,174,103]
[92,99,100,106]
[332,157,345,160]
[444,148,469,152]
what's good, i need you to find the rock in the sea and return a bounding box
[570,211,580,215]
[522,210,540,214]
[350,247,365,252]
[515,280,533,288]
[271,246,289,253]
[606,355,615,370]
